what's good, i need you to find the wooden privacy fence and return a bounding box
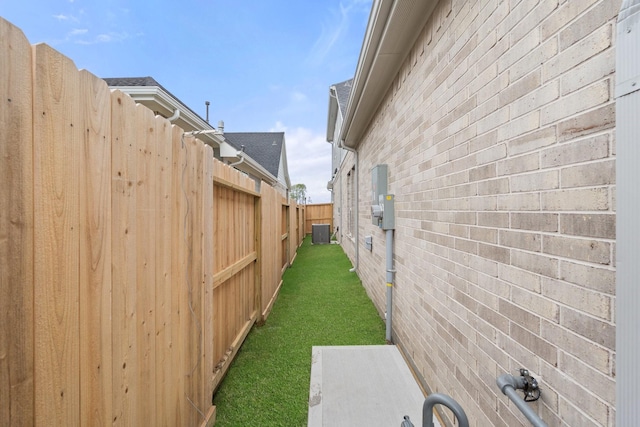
[305,203,334,234]
[0,18,304,427]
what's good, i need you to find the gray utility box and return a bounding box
[312,224,331,244]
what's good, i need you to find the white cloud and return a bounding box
[307,0,372,67]
[74,31,130,45]
[68,28,88,36]
[291,91,307,103]
[307,4,348,67]
[271,122,332,204]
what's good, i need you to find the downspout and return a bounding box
[615,2,640,425]
[339,140,358,272]
[339,172,343,244]
[229,154,245,167]
[167,108,180,122]
[230,145,246,167]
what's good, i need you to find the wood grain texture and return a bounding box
[110,90,138,426]
[170,125,187,424]
[202,144,215,412]
[33,42,81,425]
[0,19,304,424]
[134,104,157,426]
[305,203,334,234]
[78,70,113,426]
[0,17,34,426]
[155,117,176,426]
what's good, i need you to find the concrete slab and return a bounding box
[307,345,441,427]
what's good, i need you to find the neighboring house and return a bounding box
[326,78,354,240]
[104,77,288,194]
[222,132,291,197]
[330,0,636,426]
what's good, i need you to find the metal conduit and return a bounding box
[385,228,394,342]
[401,393,469,427]
[422,393,469,427]
[496,370,548,427]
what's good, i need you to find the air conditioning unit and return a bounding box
[312,224,330,244]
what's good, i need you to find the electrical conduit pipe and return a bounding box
[385,228,394,342]
[496,374,548,427]
[422,393,469,427]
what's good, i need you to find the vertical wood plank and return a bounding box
[78,70,113,426]
[202,145,215,412]
[134,104,157,427]
[155,118,176,425]
[181,135,195,424]
[188,137,204,422]
[0,17,34,426]
[175,134,203,424]
[33,42,81,426]
[254,194,262,323]
[171,125,187,424]
[110,90,138,426]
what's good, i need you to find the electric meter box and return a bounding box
[371,164,388,226]
[380,194,395,230]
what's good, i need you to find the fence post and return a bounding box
[254,194,262,324]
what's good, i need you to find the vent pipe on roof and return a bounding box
[218,120,224,134]
[205,101,210,123]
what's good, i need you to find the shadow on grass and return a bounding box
[212,236,386,426]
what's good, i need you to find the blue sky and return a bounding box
[1,0,372,203]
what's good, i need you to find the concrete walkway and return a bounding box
[307,345,442,427]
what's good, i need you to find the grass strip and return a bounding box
[212,236,386,426]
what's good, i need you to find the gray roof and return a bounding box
[103,76,208,125]
[104,76,166,89]
[334,79,353,115]
[223,132,285,178]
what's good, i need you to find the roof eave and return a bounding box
[340,0,437,149]
[109,85,223,147]
[235,152,280,185]
[326,86,339,142]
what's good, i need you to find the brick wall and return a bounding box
[353,0,618,425]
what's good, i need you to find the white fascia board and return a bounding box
[219,141,240,158]
[327,86,339,142]
[111,85,224,147]
[341,0,437,149]
[238,153,279,185]
[280,138,291,189]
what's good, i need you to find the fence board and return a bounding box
[134,104,158,426]
[259,184,282,321]
[78,70,113,426]
[202,144,215,416]
[0,18,34,427]
[33,43,82,425]
[155,118,176,425]
[305,203,334,234]
[187,136,205,424]
[214,252,258,288]
[289,201,300,264]
[211,161,258,391]
[170,125,188,424]
[0,18,307,425]
[111,89,139,425]
[282,204,289,271]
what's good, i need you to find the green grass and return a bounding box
[212,236,386,426]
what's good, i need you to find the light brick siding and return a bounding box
[352,0,617,425]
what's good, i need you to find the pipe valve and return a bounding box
[518,369,541,402]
